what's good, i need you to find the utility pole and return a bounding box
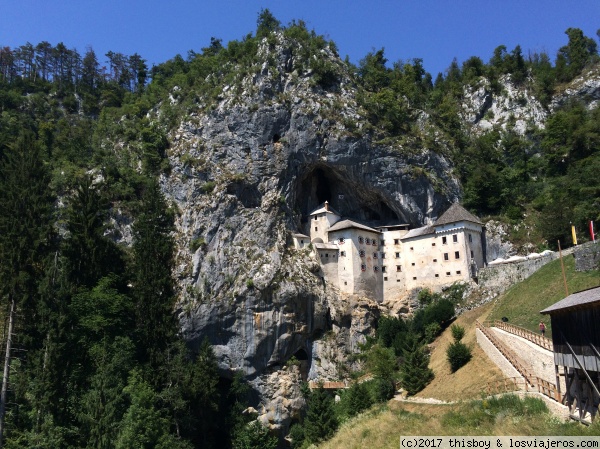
[0,297,15,448]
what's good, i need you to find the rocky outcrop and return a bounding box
[156,32,461,431]
[461,75,547,135]
[551,65,600,111]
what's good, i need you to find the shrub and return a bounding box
[189,237,206,252]
[450,324,465,342]
[446,341,472,372]
[424,322,442,343]
[246,279,254,289]
[200,181,216,194]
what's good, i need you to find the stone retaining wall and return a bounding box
[573,241,600,272]
[477,253,557,295]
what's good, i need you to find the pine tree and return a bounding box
[131,179,176,373]
[399,343,434,396]
[303,386,338,444]
[63,176,124,290]
[0,131,55,446]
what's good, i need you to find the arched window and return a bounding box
[358,236,364,244]
[361,264,366,272]
[373,252,378,259]
[359,250,365,258]
[366,238,371,244]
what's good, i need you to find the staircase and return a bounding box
[476,320,561,402]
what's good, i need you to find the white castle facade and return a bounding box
[292,202,485,303]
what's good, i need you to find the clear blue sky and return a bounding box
[1,1,598,77]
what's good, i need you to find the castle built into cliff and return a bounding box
[292,202,485,302]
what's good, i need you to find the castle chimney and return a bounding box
[324,201,329,211]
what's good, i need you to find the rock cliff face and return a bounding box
[461,74,547,135]
[157,33,460,431]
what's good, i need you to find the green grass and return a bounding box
[318,395,600,449]
[488,256,599,337]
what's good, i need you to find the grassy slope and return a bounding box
[318,257,600,448]
[487,255,599,337]
[414,304,505,401]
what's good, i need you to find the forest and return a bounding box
[0,9,599,448]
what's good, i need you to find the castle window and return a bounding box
[412,277,417,280]
[435,274,439,277]
[381,253,386,259]
[373,252,378,259]
[444,253,449,261]
[374,266,379,272]
[432,242,436,246]
[359,250,365,257]
[314,216,317,220]
[315,227,318,231]
[338,237,345,244]
[361,264,366,272]
[433,258,438,262]
[394,239,399,244]
[446,272,451,276]
[455,251,460,259]
[359,236,364,244]
[366,238,371,244]
[340,251,346,257]
[396,265,402,272]
[395,252,400,258]
[325,253,329,258]
[456,270,461,275]
[453,234,458,243]
[470,250,474,258]
[300,240,304,244]
[411,262,415,266]
[382,266,387,273]
[468,234,473,243]
[372,240,377,246]
[384,277,388,281]
[381,240,385,246]
[442,236,447,244]
[410,247,414,250]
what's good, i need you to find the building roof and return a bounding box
[314,242,339,251]
[434,203,483,226]
[293,233,309,238]
[540,286,600,314]
[308,201,341,216]
[328,219,381,234]
[401,225,434,240]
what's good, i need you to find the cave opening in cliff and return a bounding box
[295,164,402,226]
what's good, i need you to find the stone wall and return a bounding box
[573,241,600,272]
[477,253,557,296]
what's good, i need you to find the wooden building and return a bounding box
[541,286,600,423]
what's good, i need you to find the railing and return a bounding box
[493,320,553,351]
[308,381,347,390]
[484,377,525,395]
[476,320,561,402]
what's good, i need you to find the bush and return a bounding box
[232,421,277,449]
[189,237,205,252]
[338,381,373,417]
[446,341,472,372]
[424,322,442,343]
[200,181,216,194]
[450,324,465,342]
